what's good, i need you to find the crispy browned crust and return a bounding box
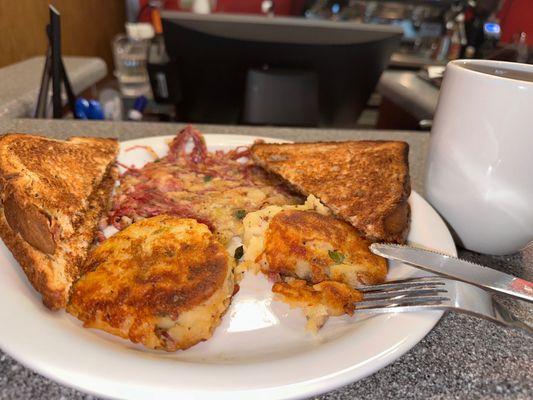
[0,134,118,309]
[70,216,229,319]
[264,209,388,285]
[251,141,411,243]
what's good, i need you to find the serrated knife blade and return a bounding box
[370,243,533,303]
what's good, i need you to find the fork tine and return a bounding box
[363,288,448,300]
[354,278,531,335]
[356,295,450,310]
[354,277,451,311]
[357,277,446,293]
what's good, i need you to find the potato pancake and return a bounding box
[264,210,387,286]
[67,215,234,351]
[241,196,387,287]
[240,195,387,331]
[109,126,300,244]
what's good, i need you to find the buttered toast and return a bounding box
[250,141,410,243]
[0,134,118,309]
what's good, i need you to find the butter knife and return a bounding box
[370,243,533,303]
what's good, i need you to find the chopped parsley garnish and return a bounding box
[203,175,213,182]
[328,250,345,264]
[153,158,161,163]
[234,245,244,260]
[234,209,246,220]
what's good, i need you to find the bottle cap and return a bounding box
[125,23,155,40]
[151,8,163,35]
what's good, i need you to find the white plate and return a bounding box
[0,134,464,400]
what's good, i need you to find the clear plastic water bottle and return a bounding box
[112,33,151,97]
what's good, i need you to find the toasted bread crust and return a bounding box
[251,141,411,243]
[0,134,118,239]
[0,169,116,309]
[0,133,118,309]
[0,210,64,308]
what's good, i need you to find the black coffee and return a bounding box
[459,63,533,83]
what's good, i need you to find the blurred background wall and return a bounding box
[0,0,126,72]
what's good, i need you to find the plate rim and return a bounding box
[0,134,457,400]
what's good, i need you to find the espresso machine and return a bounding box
[303,1,502,62]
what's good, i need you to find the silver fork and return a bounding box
[356,277,532,336]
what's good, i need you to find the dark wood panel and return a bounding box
[0,1,48,67]
[0,0,126,74]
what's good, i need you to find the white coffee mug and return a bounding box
[425,59,533,255]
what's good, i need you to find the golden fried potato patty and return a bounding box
[264,209,387,286]
[67,215,234,351]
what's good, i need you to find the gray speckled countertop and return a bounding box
[0,57,107,118]
[0,119,531,400]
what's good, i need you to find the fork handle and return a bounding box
[355,303,533,337]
